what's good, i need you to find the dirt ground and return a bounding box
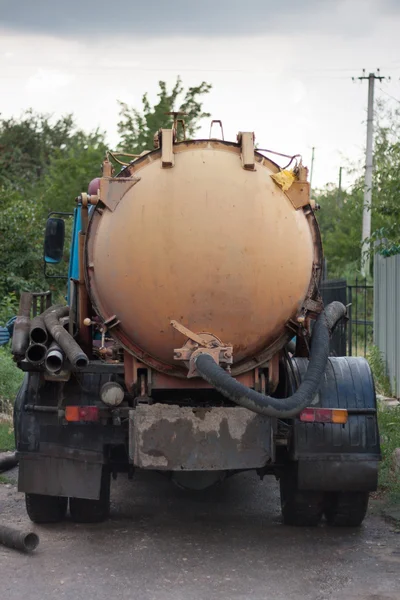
[1,469,400,600]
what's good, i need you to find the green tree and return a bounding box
[0,112,107,300]
[117,77,212,154]
[368,101,400,255]
[316,182,363,279]
[39,130,107,214]
[316,100,400,277]
[0,110,75,189]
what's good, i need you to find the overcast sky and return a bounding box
[1,0,400,188]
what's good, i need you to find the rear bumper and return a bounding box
[130,404,274,470]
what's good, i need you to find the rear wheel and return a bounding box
[69,468,111,523]
[280,468,323,526]
[26,493,68,524]
[324,491,369,527]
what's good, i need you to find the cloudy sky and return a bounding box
[1,0,400,188]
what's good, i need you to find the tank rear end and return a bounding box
[12,125,380,527]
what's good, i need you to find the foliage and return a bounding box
[39,130,107,215]
[0,110,75,189]
[0,346,23,415]
[0,112,107,299]
[0,423,14,452]
[117,77,212,154]
[367,345,393,397]
[369,101,400,251]
[316,100,400,277]
[0,187,45,297]
[316,184,363,278]
[378,405,400,503]
[0,293,19,324]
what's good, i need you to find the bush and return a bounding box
[367,345,393,397]
[0,346,24,415]
[378,405,400,503]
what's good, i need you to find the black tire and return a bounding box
[280,469,323,526]
[26,493,68,524]
[69,468,111,523]
[324,491,369,527]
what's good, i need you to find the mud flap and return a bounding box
[18,452,103,500]
[290,357,381,492]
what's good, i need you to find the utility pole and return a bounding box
[309,146,315,198]
[354,69,386,277]
[337,166,343,209]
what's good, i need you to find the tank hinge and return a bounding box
[171,320,233,378]
[237,131,256,171]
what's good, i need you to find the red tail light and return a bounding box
[65,406,99,422]
[299,408,348,424]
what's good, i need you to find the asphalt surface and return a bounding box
[1,470,400,600]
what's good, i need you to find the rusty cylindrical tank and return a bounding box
[86,137,322,377]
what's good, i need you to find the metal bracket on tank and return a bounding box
[271,164,311,210]
[171,320,233,378]
[160,128,175,168]
[237,131,256,171]
[99,177,141,212]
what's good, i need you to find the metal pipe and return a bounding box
[0,525,39,553]
[43,305,88,368]
[29,315,48,345]
[45,341,65,373]
[11,292,32,357]
[25,343,47,365]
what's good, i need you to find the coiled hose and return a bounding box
[195,301,346,418]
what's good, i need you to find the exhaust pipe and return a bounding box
[11,292,32,357]
[29,315,48,345]
[45,341,65,373]
[25,343,47,365]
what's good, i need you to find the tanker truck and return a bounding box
[12,124,380,527]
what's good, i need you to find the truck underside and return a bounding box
[15,354,380,527]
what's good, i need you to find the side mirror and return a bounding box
[44,217,65,264]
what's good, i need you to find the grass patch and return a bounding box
[0,474,11,484]
[367,345,393,397]
[378,404,400,503]
[0,346,24,415]
[0,421,14,451]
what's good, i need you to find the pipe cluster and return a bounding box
[12,302,89,374]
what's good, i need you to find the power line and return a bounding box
[378,87,400,104]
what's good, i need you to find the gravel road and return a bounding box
[1,470,399,600]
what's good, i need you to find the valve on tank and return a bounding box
[171,320,233,378]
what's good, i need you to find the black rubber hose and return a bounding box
[195,301,346,418]
[0,525,39,553]
[0,452,18,473]
[43,305,89,369]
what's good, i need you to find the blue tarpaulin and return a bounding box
[0,317,17,346]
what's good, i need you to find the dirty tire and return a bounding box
[324,491,369,527]
[26,493,68,524]
[69,468,111,523]
[280,469,323,526]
